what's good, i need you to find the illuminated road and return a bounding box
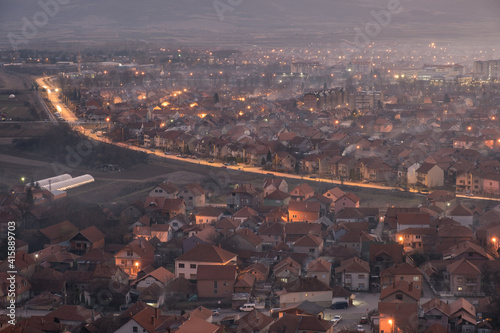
[36,76,78,123]
[38,77,500,200]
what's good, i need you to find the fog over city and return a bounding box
[2,0,500,332]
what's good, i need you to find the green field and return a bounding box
[0,93,38,120]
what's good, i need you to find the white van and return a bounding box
[239,303,256,312]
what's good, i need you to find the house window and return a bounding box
[309,248,315,253]
[466,278,475,283]
[190,264,196,269]
[214,281,218,288]
[457,277,463,282]
[458,287,463,291]
[179,273,185,278]
[358,274,365,279]
[189,196,193,200]
[413,276,419,281]
[190,274,196,279]
[121,260,126,265]
[214,289,218,295]
[395,294,403,300]
[345,274,352,279]
[133,326,138,333]
[178,263,185,268]
[358,283,365,289]
[127,251,133,256]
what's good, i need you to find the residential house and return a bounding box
[288,201,321,223]
[273,257,302,285]
[177,183,205,210]
[335,257,370,291]
[144,197,186,220]
[149,182,179,198]
[68,226,105,256]
[174,244,237,279]
[115,239,155,277]
[115,306,171,333]
[196,265,237,299]
[278,277,332,308]
[230,228,264,252]
[446,259,482,295]
[195,206,224,225]
[133,224,172,243]
[241,263,269,282]
[0,273,30,307]
[379,280,421,303]
[380,263,423,291]
[284,222,322,244]
[483,173,500,196]
[449,298,477,333]
[182,226,218,253]
[333,193,360,215]
[323,187,345,203]
[362,159,395,183]
[438,225,475,251]
[395,227,438,252]
[274,152,296,172]
[227,184,264,210]
[134,267,175,292]
[337,230,375,254]
[369,243,404,275]
[259,222,285,249]
[264,189,291,207]
[289,183,314,202]
[293,234,324,258]
[233,206,258,224]
[168,214,192,231]
[421,297,451,329]
[306,258,331,287]
[396,212,431,232]
[263,178,288,196]
[39,220,78,247]
[446,204,474,227]
[416,163,445,188]
[378,302,419,333]
[235,310,275,333]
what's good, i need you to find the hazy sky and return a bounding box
[1,0,499,49]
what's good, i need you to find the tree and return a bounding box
[213,92,219,104]
[266,150,272,162]
[261,157,266,165]
[25,188,34,206]
[443,93,451,104]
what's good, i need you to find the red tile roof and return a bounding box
[176,244,237,263]
[379,280,421,301]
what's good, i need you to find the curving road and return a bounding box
[38,76,500,201]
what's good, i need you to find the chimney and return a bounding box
[151,315,155,325]
[409,282,413,291]
[155,307,159,319]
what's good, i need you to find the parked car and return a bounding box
[360,316,368,324]
[211,309,220,316]
[357,325,365,332]
[331,315,342,325]
[239,304,256,312]
[331,301,348,309]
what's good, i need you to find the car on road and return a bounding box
[357,325,365,332]
[221,166,227,168]
[331,315,342,325]
[211,309,220,316]
[419,188,430,195]
[239,303,256,312]
[176,154,182,157]
[331,301,348,309]
[360,316,368,324]
[208,160,214,163]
